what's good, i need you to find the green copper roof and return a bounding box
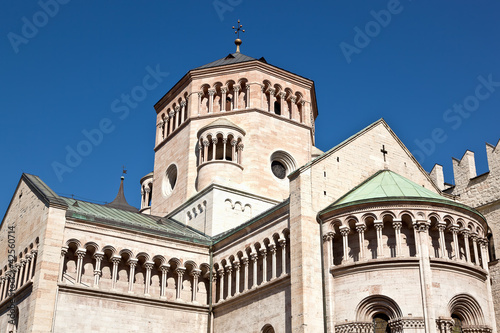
[320,170,484,220]
[334,170,444,206]
[62,197,211,245]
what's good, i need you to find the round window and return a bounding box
[163,164,177,196]
[270,151,296,180]
[271,161,286,179]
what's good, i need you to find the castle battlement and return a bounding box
[429,139,500,207]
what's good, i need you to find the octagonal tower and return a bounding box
[144,44,318,235]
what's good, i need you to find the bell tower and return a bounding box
[141,25,318,235]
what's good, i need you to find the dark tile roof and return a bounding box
[18,174,211,245]
[195,52,265,70]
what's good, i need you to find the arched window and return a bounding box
[452,314,462,333]
[373,313,391,333]
[261,324,275,333]
[274,101,281,115]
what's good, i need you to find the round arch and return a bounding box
[356,295,403,322]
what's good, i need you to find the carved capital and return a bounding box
[190,268,202,278]
[278,92,286,99]
[75,250,87,259]
[250,253,258,261]
[217,268,225,277]
[241,257,249,265]
[160,264,170,273]
[198,91,204,98]
[174,105,180,112]
[259,248,267,257]
[267,87,275,95]
[289,96,297,103]
[237,143,244,151]
[94,270,102,277]
[268,244,277,254]
[339,226,350,236]
[233,84,241,92]
[392,221,402,230]
[220,87,228,94]
[208,89,216,96]
[323,232,335,242]
[449,224,460,233]
[175,267,186,277]
[127,258,138,267]
[144,261,154,271]
[111,256,121,265]
[61,246,68,257]
[437,222,447,232]
[180,100,186,107]
[355,224,366,233]
[415,220,431,232]
[203,140,210,147]
[225,265,233,274]
[211,138,218,144]
[168,111,175,117]
[278,238,286,248]
[231,139,237,146]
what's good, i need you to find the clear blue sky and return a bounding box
[1,1,499,217]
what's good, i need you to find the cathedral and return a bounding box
[1,35,499,333]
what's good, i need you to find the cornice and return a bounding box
[58,283,209,313]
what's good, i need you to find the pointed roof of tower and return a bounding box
[105,176,138,212]
[195,52,266,70]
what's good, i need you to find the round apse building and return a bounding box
[319,170,495,333]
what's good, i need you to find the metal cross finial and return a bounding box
[381,145,388,162]
[122,165,127,176]
[232,19,245,39]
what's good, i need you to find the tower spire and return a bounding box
[232,19,245,53]
[105,175,138,212]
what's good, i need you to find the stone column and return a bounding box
[245,83,251,108]
[29,249,37,280]
[93,252,104,287]
[289,96,297,120]
[355,224,366,260]
[75,249,86,284]
[268,88,275,112]
[251,253,258,288]
[339,226,350,263]
[175,267,186,300]
[437,222,447,259]
[168,111,174,134]
[479,238,489,271]
[197,92,203,115]
[233,85,240,109]
[127,259,138,293]
[231,140,237,162]
[450,224,460,260]
[180,100,186,123]
[269,244,277,280]
[59,247,68,283]
[242,257,249,291]
[300,100,306,123]
[203,140,209,163]
[0,277,5,301]
[393,220,403,257]
[226,265,233,298]
[279,92,287,117]
[415,220,436,333]
[111,256,121,289]
[222,138,227,160]
[208,89,215,113]
[471,233,479,265]
[144,261,154,296]
[191,269,201,302]
[160,264,170,297]
[172,106,179,129]
[279,238,287,276]
[23,254,31,284]
[374,220,384,258]
[462,230,471,263]
[211,138,218,161]
[220,87,227,112]
[260,248,268,284]
[237,144,244,164]
[233,261,240,295]
[16,262,23,287]
[323,232,334,267]
[218,268,225,301]
[260,85,265,110]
